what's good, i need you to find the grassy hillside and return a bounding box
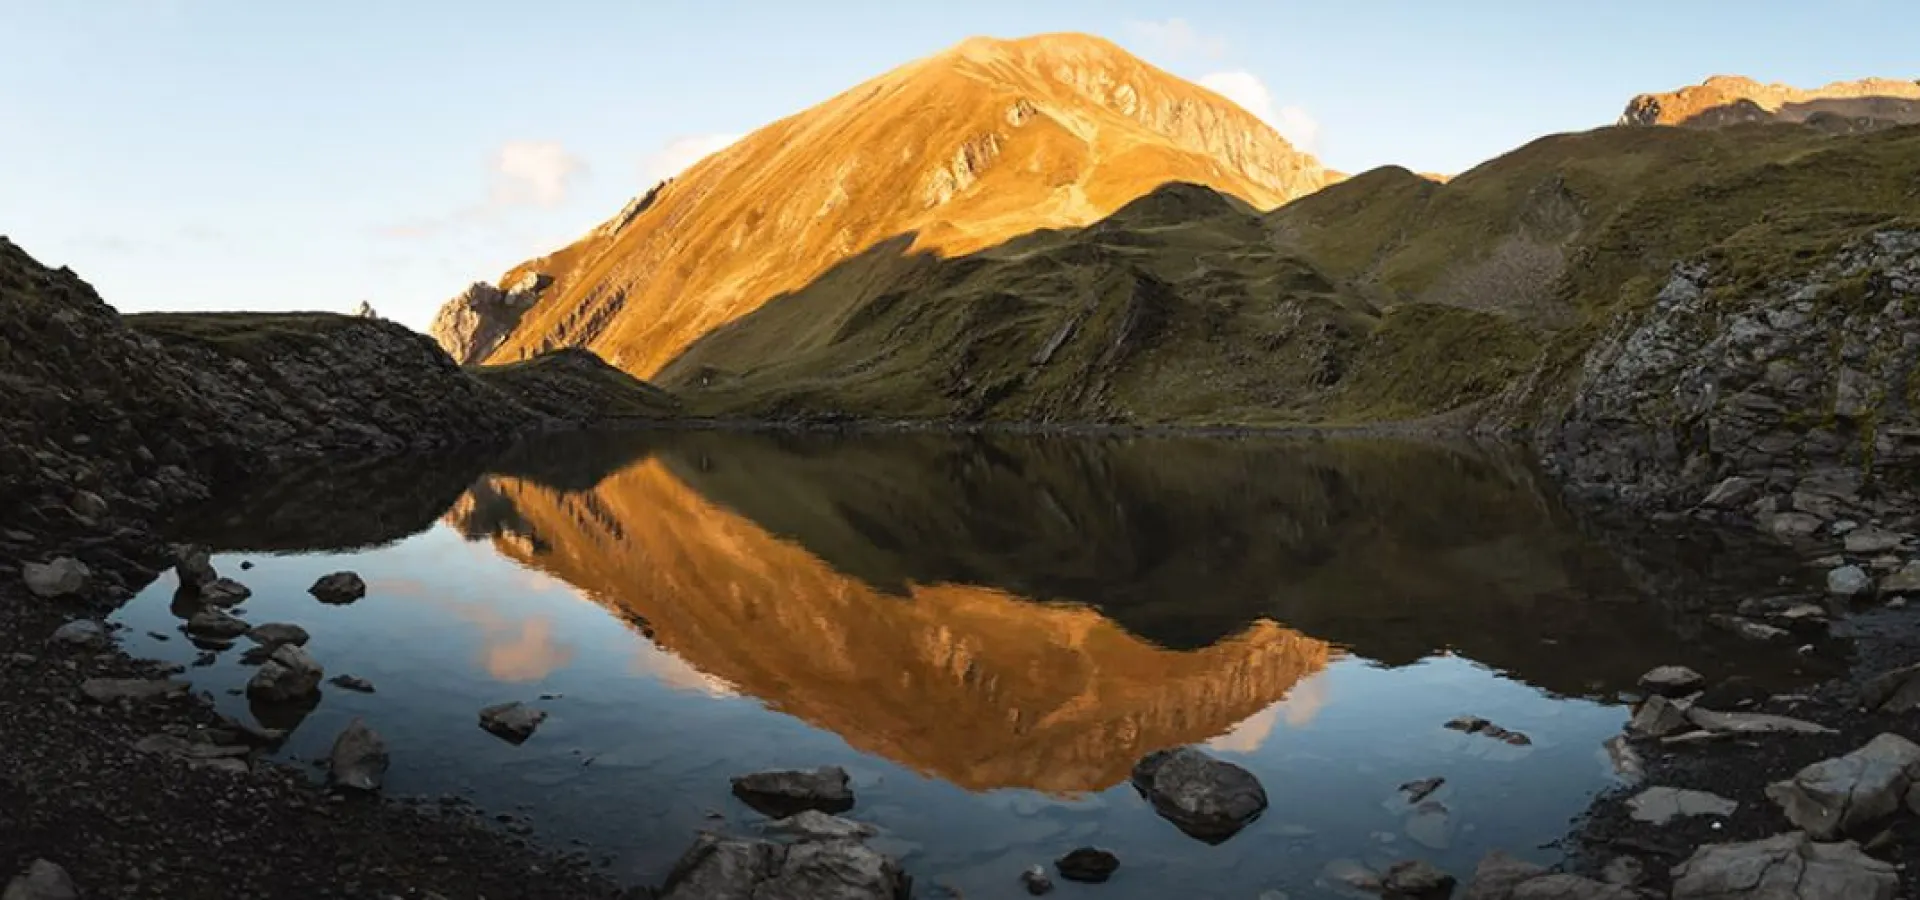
[658,123,1920,428]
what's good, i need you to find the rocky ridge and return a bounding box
[1621,74,1920,131]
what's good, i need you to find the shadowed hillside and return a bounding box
[442,33,1331,377]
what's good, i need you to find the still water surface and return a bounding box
[113,431,1805,898]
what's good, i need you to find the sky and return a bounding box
[2,1,1912,330]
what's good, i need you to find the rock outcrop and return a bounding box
[1669,832,1896,900]
[1621,74,1920,131]
[427,273,551,366]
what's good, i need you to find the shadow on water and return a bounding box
[122,427,1825,895]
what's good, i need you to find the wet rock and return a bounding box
[764,810,876,842]
[1764,733,1920,839]
[173,544,216,589]
[1637,665,1704,697]
[1826,565,1874,598]
[1844,526,1907,554]
[1859,662,1920,713]
[1626,786,1738,824]
[246,623,310,648]
[1708,614,1791,642]
[1628,695,1692,738]
[732,767,853,818]
[1020,864,1054,895]
[1399,777,1446,804]
[1459,851,1545,900]
[657,833,909,900]
[81,678,187,704]
[329,719,389,792]
[186,608,250,639]
[1444,716,1531,745]
[1686,707,1834,735]
[309,571,366,604]
[48,619,108,650]
[1381,860,1454,898]
[1129,746,1268,842]
[328,674,376,693]
[3,859,78,900]
[1054,847,1118,884]
[478,702,548,744]
[246,644,324,703]
[1670,832,1895,900]
[1699,476,1758,509]
[198,577,252,606]
[1876,561,1920,595]
[22,557,89,598]
[1603,735,1645,783]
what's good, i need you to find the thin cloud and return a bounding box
[1198,70,1323,152]
[1123,18,1228,61]
[638,133,741,187]
[490,140,586,208]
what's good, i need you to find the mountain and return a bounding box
[1619,74,1920,131]
[433,32,1331,375]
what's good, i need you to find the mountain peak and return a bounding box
[452,33,1330,375]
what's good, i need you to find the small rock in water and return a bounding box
[239,560,254,570]
[1398,777,1445,804]
[186,608,250,639]
[246,623,310,647]
[309,571,367,604]
[730,766,854,817]
[329,718,389,792]
[1444,715,1531,745]
[22,557,89,598]
[1827,564,1875,598]
[763,809,875,841]
[198,577,251,606]
[173,545,217,589]
[190,650,218,668]
[1686,707,1833,735]
[1627,786,1739,824]
[478,701,548,744]
[328,674,376,693]
[4,858,78,900]
[246,644,324,703]
[1020,864,1054,895]
[1381,859,1454,898]
[1130,746,1268,842]
[1054,847,1119,884]
[1638,665,1705,697]
[48,619,108,650]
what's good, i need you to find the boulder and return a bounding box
[245,623,310,648]
[197,577,252,606]
[1020,864,1053,895]
[1638,665,1704,697]
[1859,662,1920,714]
[48,619,107,650]
[1626,786,1737,824]
[173,545,217,589]
[186,608,250,639]
[21,558,88,598]
[657,834,909,900]
[3,859,78,900]
[1129,746,1269,842]
[1826,565,1874,598]
[478,701,548,744]
[1628,695,1692,738]
[1670,832,1895,900]
[764,810,876,842]
[246,644,324,703]
[328,719,389,792]
[1054,848,1119,884]
[309,571,366,604]
[1764,733,1920,838]
[1382,860,1454,898]
[731,766,855,817]
[80,678,187,704]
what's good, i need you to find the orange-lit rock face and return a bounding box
[472,33,1329,378]
[448,460,1333,795]
[1619,74,1920,129]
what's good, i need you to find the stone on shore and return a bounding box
[173,545,217,589]
[1878,561,1920,596]
[1628,695,1692,738]
[478,702,548,744]
[1826,564,1874,598]
[48,619,108,650]
[1859,662,1920,714]
[731,766,855,817]
[1459,851,1545,900]
[309,571,367,604]
[1670,832,1895,900]
[328,719,389,792]
[22,558,89,598]
[1638,665,1704,697]
[3,859,78,900]
[1685,707,1833,735]
[1130,746,1269,842]
[657,834,909,900]
[81,678,187,704]
[1054,847,1119,884]
[1764,733,1920,839]
[246,644,323,703]
[1844,526,1907,555]
[1626,786,1737,824]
